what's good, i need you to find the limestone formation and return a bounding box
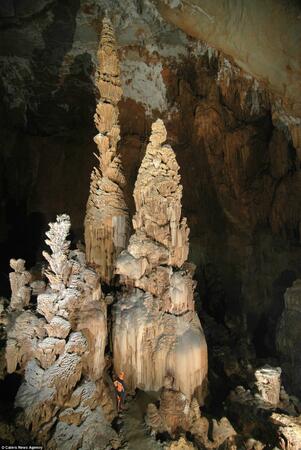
[5,259,47,374]
[0,297,8,378]
[254,365,281,406]
[270,413,301,450]
[6,310,45,374]
[146,378,236,447]
[164,437,197,450]
[146,375,190,437]
[276,279,301,398]
[14,215,118,447]
[225,366,301,448]
[9,258,31,310]
[85,17,129,283]
[113,119,207,402]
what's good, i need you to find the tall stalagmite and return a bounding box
[113,119,208,403]
[84,17,129,284]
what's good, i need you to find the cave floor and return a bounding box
[116,390,163,450]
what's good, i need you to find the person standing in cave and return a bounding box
[114,371,126,413]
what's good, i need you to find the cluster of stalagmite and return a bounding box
[113,119,208,402]
[12,215,119,449]
[146,376,236,448]
[84,17,129,284]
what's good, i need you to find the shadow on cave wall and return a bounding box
[0,1,98,294]
[28,0,85,134]
[253,269,297,358]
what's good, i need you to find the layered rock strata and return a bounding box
[13,215,118,448]
[113,119,207,402]
[84,17,129,284]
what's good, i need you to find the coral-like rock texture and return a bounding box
[113,119,207,402]
[14,215,117,447]
[6,310,45,374]
[85,16,129,283]
[9,258,31,310]
[271,413,301,450]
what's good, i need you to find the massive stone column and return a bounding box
[84,17,129,284]
[113,119,207,403]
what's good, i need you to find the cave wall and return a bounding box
[156,0,301,119]
[0,0,301,355]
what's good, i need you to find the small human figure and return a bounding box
[114,371,126,413]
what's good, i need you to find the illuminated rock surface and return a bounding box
[113,119,207,402]
[13,215,118,447]
[84,16,129,284]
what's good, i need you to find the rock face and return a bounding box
[0,297,8,378]
[14,215,118,448]
[6,259,45,374]
[156,0,301,120]
[271,413,301,450]
[6,310,45,374]
[113,119,207,402]
[254,366,282,406]
[276,279,301,398]
[225,365,301,448]
[84,16,129,284]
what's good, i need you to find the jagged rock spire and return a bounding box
[113,119,207,401]
[133,119,189,268]
[85,16,129,284]
[116,119,193,314]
